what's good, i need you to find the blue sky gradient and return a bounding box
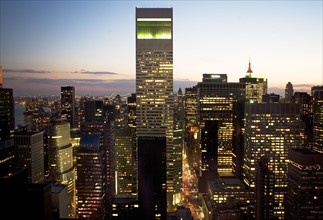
[1,0,322,96]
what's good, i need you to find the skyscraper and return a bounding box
[77,134,106,219]
[285,82,294,102]
[198,74,245,173]
[312,86,323,152]
[135,7,176,212]
[61,86,76,128]
[239,60,267,103]
[0,87,15,169]
[243,102,303,219]
[14,130,44,183]
[285,148,323,219]
[47,118,76,218]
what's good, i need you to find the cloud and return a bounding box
[73,69,118,75]
[3,69,50,74]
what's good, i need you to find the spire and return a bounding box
[246,57,253,77]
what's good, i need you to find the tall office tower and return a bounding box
[285,148,323,219]
[14,131,44,183]
[285,82,294,102]
[239,60,267,103]
[243,102,303,219]
[312,86,323,152]
[200,120,218,193]
[136,8,175,211]
[47,118,76,218]
[127,93,136,127]
[232,101,245,179]
[185,86,198,127]
[77,134,107,219]
[0,64,3,88]
[255,157,274,220]
[198,74,245,173]
[173,120,183,204]
[80,120,115,217]
[184,86,200,171]
[61,86,76,128]
[0,88,15,169]
[292,92,313,148]
[138,137,167,220]
[115,127,134,196]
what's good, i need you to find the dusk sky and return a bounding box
[0,0,322,96]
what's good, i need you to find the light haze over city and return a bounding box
[0,0,322,96]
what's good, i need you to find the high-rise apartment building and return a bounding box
[61,86,76,128]
[14,130,44,183]
[198,74,245,173]
[243,102,303,219]
[312,86,323,152]
[285,148,323,219]
[136,7,176,212]
[47,118,76,218]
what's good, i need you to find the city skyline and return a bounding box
[0,0,322,96]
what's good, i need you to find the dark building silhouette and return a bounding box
[292,92,313,148]
[262,93,280,103]
[255,157,274,220]
[111,197,140,219]
[284,82,294,102]
[0,87,15,169]
[232,101,245,179]
[312,86,323,152]
[127,93,136,128]
[138,137,167,220]
[0,167,53,220]
[199,120,218,193]
[61,86,75,128]
[285,148,323,219]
